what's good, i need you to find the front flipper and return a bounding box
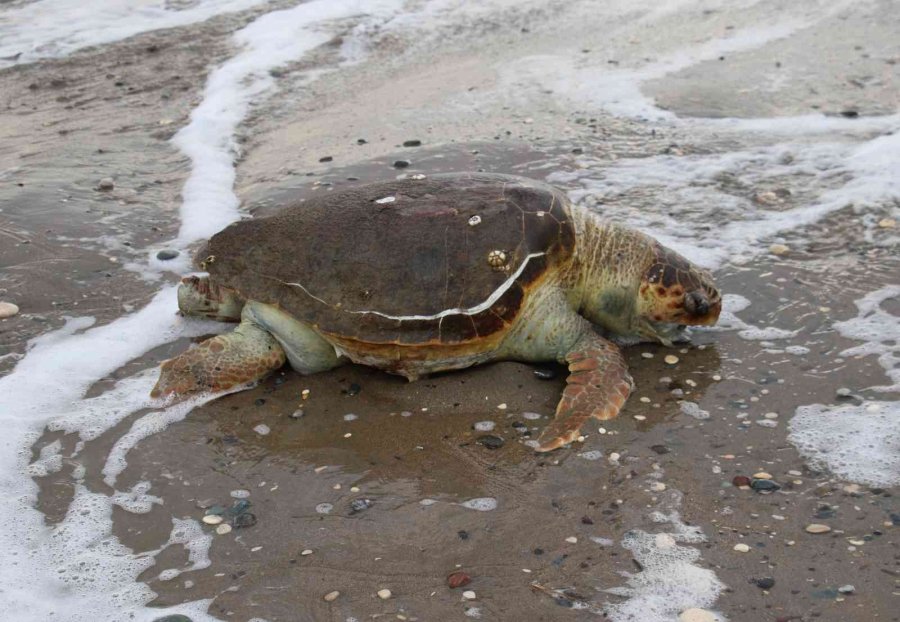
[535,331,633,452]
[151,314,286,399]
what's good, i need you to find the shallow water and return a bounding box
[0,0,898,620]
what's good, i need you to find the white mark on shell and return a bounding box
[487,249,509,270]
[375,196,396,204]
[468,215,481,226]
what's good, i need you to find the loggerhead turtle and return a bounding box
[152,173,721,451]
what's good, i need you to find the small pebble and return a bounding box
[750,479,781,493]
[678,609,718,622]
[301,549,314,556]
[377,589,392,600]
[350,498,373,514]
[836,387,853,397]
[565,536,578,544]
[462,590,477,600]
[733,543,750,553]
[878,217,896,228]
[473,421,495,432]
[650,482,667,492]
[152,616,193,622]
[253,424,270,436]
[664,354,679,365]
[753,472,772,480]
[318,156,333,162]
[97,178,115,191]
[755,577,775,590]
[732,475,752,487]
[289,409,305,419]
[393,160,411,169]
[202,515,223,525]
[215,524,232,535]
[156,249,179,261]
[838,584,855,594]
[0,302,19,319]
[324,590,340,602]
[650,444,670,455]
[402,139,422,147]
[315,503,334,514]
[232,512,257,528]
[496,403,507,410]
[447,571,472,588]
[805,523,831,534]
[769,243,789,255]
[476,435,504,449]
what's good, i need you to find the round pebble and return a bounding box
[753,472,773,480]
[377,589,392,600]
[565,536,578,544]
[324,590,340,601]
[0,302,19,319]
[230,489,250,499]
[153,616,193,622]
[156,249,179,261]
[301,549,314,556]
[393,160,411,169]
[805,523,831,534]
[476,435,504,449]
[664,354,679,365]
[732,475,751,487]
[733,543,750,552]
[473,421,495,432]
[448,571,472,588]
[315,503,334,514]
[838,584,855,594]
[202,515,223,525]
[678,609,718,622]
[232,512,257,528]
[755,577,775,590]
[97,177,115,191]
[769,243,789,255]
[289,409,305,419]
[462,590,477,600]
[650,482,667,492]
[253,424,270,435]
[215,523,232,535]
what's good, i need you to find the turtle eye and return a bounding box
[683,290,709,317]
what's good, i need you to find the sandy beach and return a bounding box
[1,1,898,621]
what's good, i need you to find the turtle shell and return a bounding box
[201,173,576,345]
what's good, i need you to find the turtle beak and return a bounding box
[684,291,709,317]
[683,289,721,324]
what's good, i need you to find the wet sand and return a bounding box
[2,1,899,621]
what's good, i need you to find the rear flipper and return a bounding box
[152,306,286,399]
[535,331,633,452]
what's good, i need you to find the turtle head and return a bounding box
[635,243,721,342]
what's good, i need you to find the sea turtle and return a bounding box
[152,173,721,451]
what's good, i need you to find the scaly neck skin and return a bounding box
[565,206,655,338]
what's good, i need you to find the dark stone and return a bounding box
[206,505,226,516]
[357,138,367,144]
[403,139,422,147]
[319,155,333,162]
[457,530,469,540]
[571,147,583,154]
[254,398,266,406]
[650,444,670,455]
[533,367,557,380]
[554,597,574,608]
[511,421,527,430]
[232,512,257,528]
[733,475,752,487]
[755,577,776,590]
[815,505,836,519]
[840,109,859,118]
[346,383,361,396]
[156,249,179,261]
[153,616,193,622]
[581,516,594,525]
[476,435,504,450]
[349,498,373,514]
[750,478,781,492]
[227,499,251,516]
[533,548,544,555]
[393,159,411,168]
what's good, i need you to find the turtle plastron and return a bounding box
[535,331,634,452]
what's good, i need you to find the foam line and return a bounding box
[0,0,269,67]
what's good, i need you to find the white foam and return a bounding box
[834,285,900,392]
[473,420,495,432]
[0,0,268,67]
[27,439,63,477]
[788,401,900,487]
[706,294,797,341]
[111,481,163,514]
[604,491,725,622]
